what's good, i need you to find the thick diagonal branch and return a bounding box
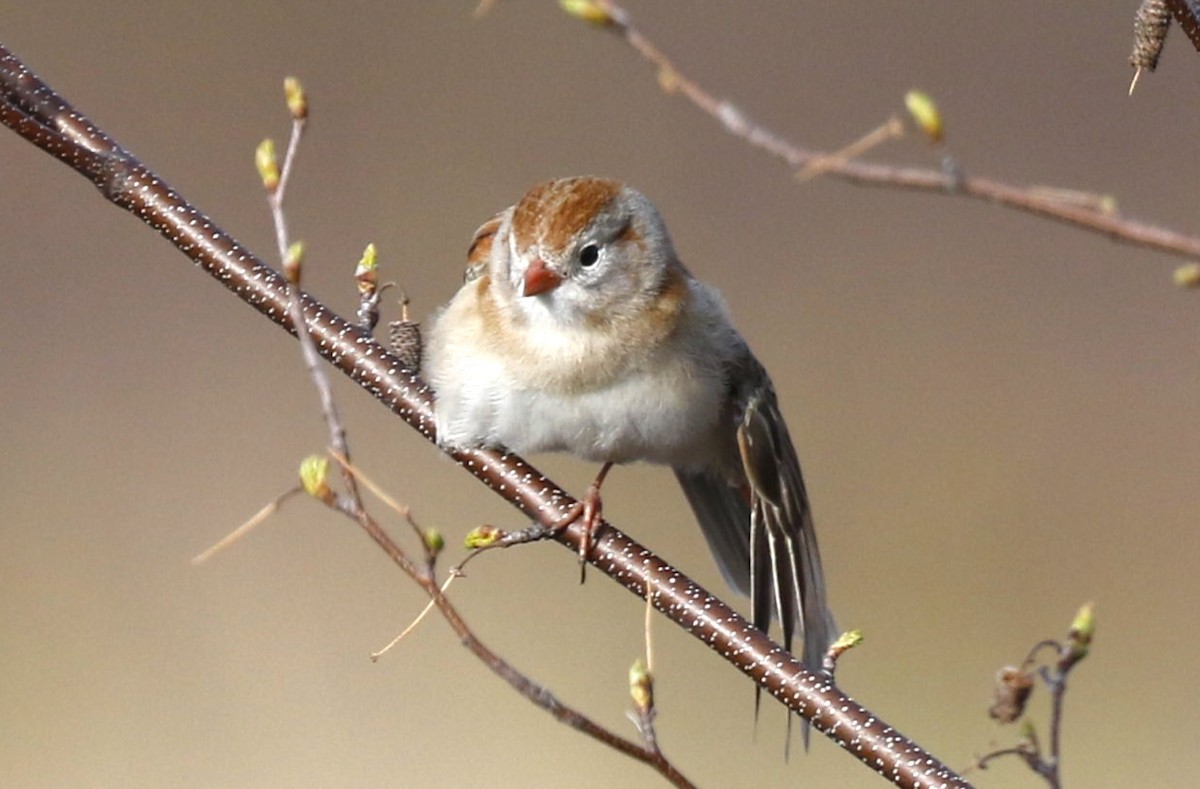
[0,43,971,789]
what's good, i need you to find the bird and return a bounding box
[423,176,836,678]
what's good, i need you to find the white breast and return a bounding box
[425,277,741,470]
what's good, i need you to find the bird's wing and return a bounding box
[675,349,835,675]
[735,372,836,675]
[463,210,507,283]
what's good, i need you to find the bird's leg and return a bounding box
[550,461,614,583]
[577,461,613,573]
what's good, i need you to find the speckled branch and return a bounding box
[1164,0,1200,52]
[0,44,970,788]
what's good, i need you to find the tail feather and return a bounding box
[673,468,751,595]
[673,350,836,750]
[674,465,835,669]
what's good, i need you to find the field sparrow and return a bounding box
[424,176,835,673]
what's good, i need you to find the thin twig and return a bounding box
[328,449,426,547]
[972,605,1094,788]
[795,116,905,182]
[968,744,1039,775]
[592,0,1200,265]
[262,104,368,517]
[191,487,301,564]
[347,502,697,788]
[628,593,664,756]
[644,590,655,674]
[370,573,457,661]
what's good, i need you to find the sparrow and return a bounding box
[424,176,836,676]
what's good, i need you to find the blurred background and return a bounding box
[2,3,1198,787]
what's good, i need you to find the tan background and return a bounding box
[2,3,1198,787]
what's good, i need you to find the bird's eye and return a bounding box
[578,243,600,268]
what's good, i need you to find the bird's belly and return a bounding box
[441,362,725,467]
[509,376,720,464]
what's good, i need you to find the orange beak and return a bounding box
[521,258,563,297]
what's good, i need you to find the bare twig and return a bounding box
[328,450,428,549]
[0,42,971,788]
[795,116,905,182]
[971,743,1040,774]
[643,590,655,674]
[972,604,1095,788]
[626,593,669,762]
[257,86,369,517]
[331,490,698,787]
[369,573,456,661]
[191,486,302,564]
[584,0,1200,266]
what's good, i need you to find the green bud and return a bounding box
[283,77,308,120]
[299,455,333,503]
[422,528,445,557]
[255,138,280,191]
[559,0,612,25]
[629,658,653,712]
[464,525,502,549]
[904,90,944,143]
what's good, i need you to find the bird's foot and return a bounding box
[549,462,613,584]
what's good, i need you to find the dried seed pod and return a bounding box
[1130,0,1171,90]
[988,665,1035,724]
[388,318,422,371]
